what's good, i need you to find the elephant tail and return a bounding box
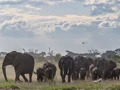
[34,71,37,74]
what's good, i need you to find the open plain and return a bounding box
[0,59,120,90]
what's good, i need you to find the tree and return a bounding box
[54,53,61,62]
[102,50,116,59]
[39,52,46,57]
[114,48,120,56]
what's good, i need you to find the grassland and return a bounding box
[0,59,120,90]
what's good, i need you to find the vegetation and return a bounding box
[0,80,120,90]
[108,55,120,63]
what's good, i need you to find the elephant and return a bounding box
[44,67,54,80]
[93,58,116,80]
[34,68,45,82]
[43,62,57,80]
[72,61,80,80]
[2,51,34,82]
[91,67,102,80]
[112,68,120,80]
[80,68,86,80]
[58,55,75,83]
[74,56,93,79]
[108,60,117,71]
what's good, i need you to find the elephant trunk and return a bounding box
[2,64,8,82]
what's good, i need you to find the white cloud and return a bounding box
[24,4,41,10]
[83,0,120,15]
[1,12,120,37]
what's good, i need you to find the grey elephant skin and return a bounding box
[43,62,57,80]
[2,51,34,82]
[58,55,75,83]
[75,56,93,77]
[34,68,45,82]
[91,67,101,80]
[35,62,57,82]
[112,68,120,80]
[72,61,80,80]
[93,58,116,79]
[80,68,86,80]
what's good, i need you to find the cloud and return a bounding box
[98,21,120,28]
[0,16,35,38]
[24,4,41,10]
[0,0,75,6]
[83,0,120,15]
[0,0,120,38]
[1,12,120,37]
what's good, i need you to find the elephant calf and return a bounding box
[43,62,57,80]
[112,68,120,80]
[80,68,86,80]
[34,68,45,82]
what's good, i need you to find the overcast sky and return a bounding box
[0,0,120,55]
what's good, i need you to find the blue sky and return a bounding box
[0,0,120,55]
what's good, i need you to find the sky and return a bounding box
[0,0,120,55]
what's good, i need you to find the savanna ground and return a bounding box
[0,59,120,90]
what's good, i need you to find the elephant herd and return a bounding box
[2,51,120,83]
[58,55,120,83]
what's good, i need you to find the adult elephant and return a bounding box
[2,51,34,82]
[58,55,75,83]
[75,56,93,79]
[72,61,80,80]
[93,58,116,79]
[43,62,57,80]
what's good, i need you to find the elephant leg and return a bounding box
[18,77,23,82]
[117,76,119,80]
[60,69,63,79]
[60,69,66,83]
[62,74,66,83]
[77,72,79,79]
[29,72,33,82]
[68,69,72,83]
[86,71,89,79]
[68,74,71,83]
[15,71,20,82]
[37,77,40,81]
[21,74,28,82]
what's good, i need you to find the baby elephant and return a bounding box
[112,67,120,80]
[35,62,57,82]
[45,67,54,80]
[34,68,45,82]
[80,68,86,80]
[43,62,57,80]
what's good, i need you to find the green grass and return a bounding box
[0,80,120,90]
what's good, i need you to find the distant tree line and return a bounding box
[0,49,61,62]
[1,48,120,63]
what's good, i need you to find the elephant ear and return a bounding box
[13,53,21,67]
